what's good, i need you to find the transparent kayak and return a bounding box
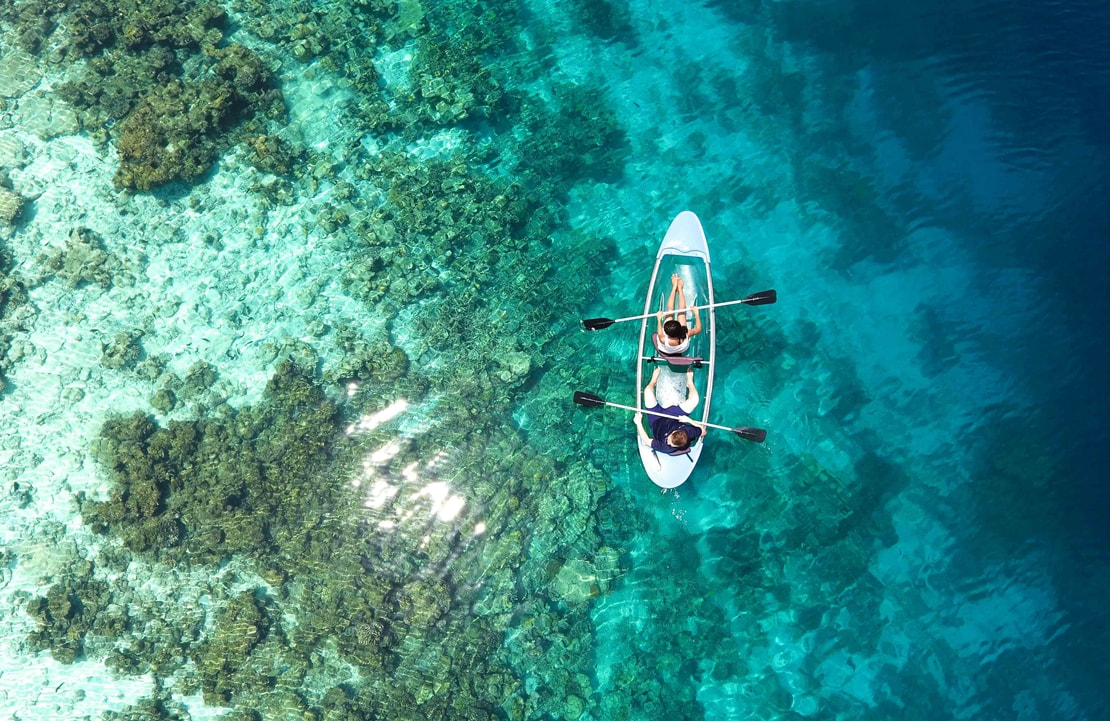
[635,211,716,489]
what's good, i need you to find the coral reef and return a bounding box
[150,387,177,413]
[24,562,112,664]
[77,331,625,718]
[101,331,144,369]
[81,360,337,562]
[191,591,273,706]
[0,0,68,53]
[244,133,303,176]
[327,324,416,393]
[114,44,282,189]
[0,242,31,394]
[38,227,130,289]
[102,696,192,721]
[225,0,371,66]
[13,0,290,190]
[66,0,226,57]
[56,46,181,136]
[0,187,24,227]
[181,360,217,398]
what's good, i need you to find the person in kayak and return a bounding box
[633,367,706,454]
[654,273,702,356]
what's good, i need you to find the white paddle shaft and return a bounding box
[607,296,756,325]
[599,398,736,433]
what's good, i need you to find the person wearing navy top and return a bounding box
[633,367,706,455]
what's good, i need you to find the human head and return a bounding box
[663,319,687,340]
[666,429,689,448]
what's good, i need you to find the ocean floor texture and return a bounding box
[1,0,1109,720]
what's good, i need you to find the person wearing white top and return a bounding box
[654,273,702,355]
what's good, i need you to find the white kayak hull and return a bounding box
[636,211,716,489]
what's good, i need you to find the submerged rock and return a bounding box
[563,694,585,721]
[552,559,600,606]
[0,50,41,98]
[101,331,143,369]
[0,187,23,226]
[150,387,177,413]
[17,92,79,140]
[39,227,125,288]
[0,132,28,168]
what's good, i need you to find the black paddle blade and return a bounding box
[735,426,767,443]
[581,317,615,331]
[744,289,777,306]
[573,391,606,408]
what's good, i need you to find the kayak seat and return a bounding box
[649,335,703,368]
[658,355,703,368]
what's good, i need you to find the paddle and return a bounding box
[581,289,777,331]
[573,391,767,443]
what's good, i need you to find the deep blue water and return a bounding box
[577,0,1110,718]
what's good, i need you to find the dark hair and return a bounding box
[663,320,687,340]
[670,429,689,447]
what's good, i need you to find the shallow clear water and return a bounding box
[1,0,1108,719]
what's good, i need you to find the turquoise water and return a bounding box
[1,0,1108,719]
